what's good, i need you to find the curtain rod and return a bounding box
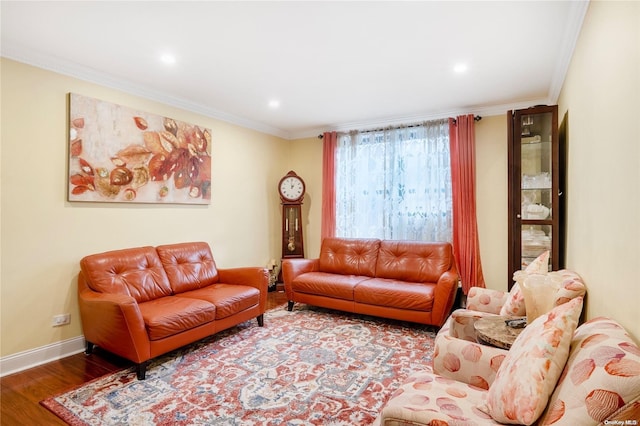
[452,115,482,125]
[317,115,482,139]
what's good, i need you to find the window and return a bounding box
[335,119,452,241]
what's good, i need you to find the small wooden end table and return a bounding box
[474,316,525,349]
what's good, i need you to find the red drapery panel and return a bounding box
[321,131,337,240]
[449,115,486,294]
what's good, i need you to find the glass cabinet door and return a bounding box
[508,105,562,288]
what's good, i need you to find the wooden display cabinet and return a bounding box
[507,105,565,288]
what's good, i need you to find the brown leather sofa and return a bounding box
[283,238,458,327]
[78,241,268,379]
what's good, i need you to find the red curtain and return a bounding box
[449,115,486,294]
[321,131,337,240]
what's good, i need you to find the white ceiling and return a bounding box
[1,1,589,139]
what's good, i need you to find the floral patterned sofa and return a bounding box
[374,297,640,425]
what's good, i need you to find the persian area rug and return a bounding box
[41,304,435,425]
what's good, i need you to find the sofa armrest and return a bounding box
[375,367,492,426]
[77,272,150,363]
[466,287,508,314]
[217,267,269,290]
[432,332,508,390]
[429,269,459,327]
[217,267,269,310]
[448,309,500,341]
[282,258,319,300]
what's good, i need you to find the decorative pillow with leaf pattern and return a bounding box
[480,296,583,425]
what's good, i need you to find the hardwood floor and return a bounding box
[0,290,288,426]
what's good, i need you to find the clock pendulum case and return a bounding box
[278,170,305,259]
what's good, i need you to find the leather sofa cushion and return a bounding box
[318,238,381,277]
[375,240,453,283]
[355,278,435,311]
[176,284,260,319]
[157,242,219,293]
[139,296,216,340]
[80,246,173,303]
[292,272,370,301]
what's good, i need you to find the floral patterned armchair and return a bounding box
[444,268,587,343]
[432,252,587,388]
[440,252,585,342]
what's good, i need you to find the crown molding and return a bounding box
[287,97,552,140]
[4,0,586,146]
[1,46,292,140]
[547,0,590,103]
[1,45,560,142]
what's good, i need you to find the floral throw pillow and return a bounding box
[499,282,526,316]
[523,250,550,275]
[500,251,550,316]
[481,296,583,425]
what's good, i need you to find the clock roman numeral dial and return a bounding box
[278,174,304,202]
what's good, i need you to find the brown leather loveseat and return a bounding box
[283,238,458,327]
[78,241,268,379]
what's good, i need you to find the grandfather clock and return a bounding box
[278,170,305,259]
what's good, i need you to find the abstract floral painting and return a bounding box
[68,93,211,204]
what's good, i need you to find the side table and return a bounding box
[474,316,525,349]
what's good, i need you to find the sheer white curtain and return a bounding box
[335,119,452,241]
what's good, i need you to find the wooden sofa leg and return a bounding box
[287,301,295,311]
[136,362,148,380]
[257,314,264,327]
[85,341,94,355]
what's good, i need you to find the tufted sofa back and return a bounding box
[80,246,172,303]
[317,237,455,282]
[376,240,454,283]
[318,238,381,277]
[80,242,222,303]
[157,242,219,293]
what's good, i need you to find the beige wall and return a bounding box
[474,116,508,291]
[288,137,324,259]
[557,1,639,340]
[0,58,290,357]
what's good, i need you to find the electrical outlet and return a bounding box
[52,314,71,327]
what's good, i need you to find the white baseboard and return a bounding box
[0,336,86,377]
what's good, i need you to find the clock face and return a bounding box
[279,176,304,201]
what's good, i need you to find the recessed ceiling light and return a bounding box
[268,99,280,109]
[453,63,468,73]
[160,53,176,65]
